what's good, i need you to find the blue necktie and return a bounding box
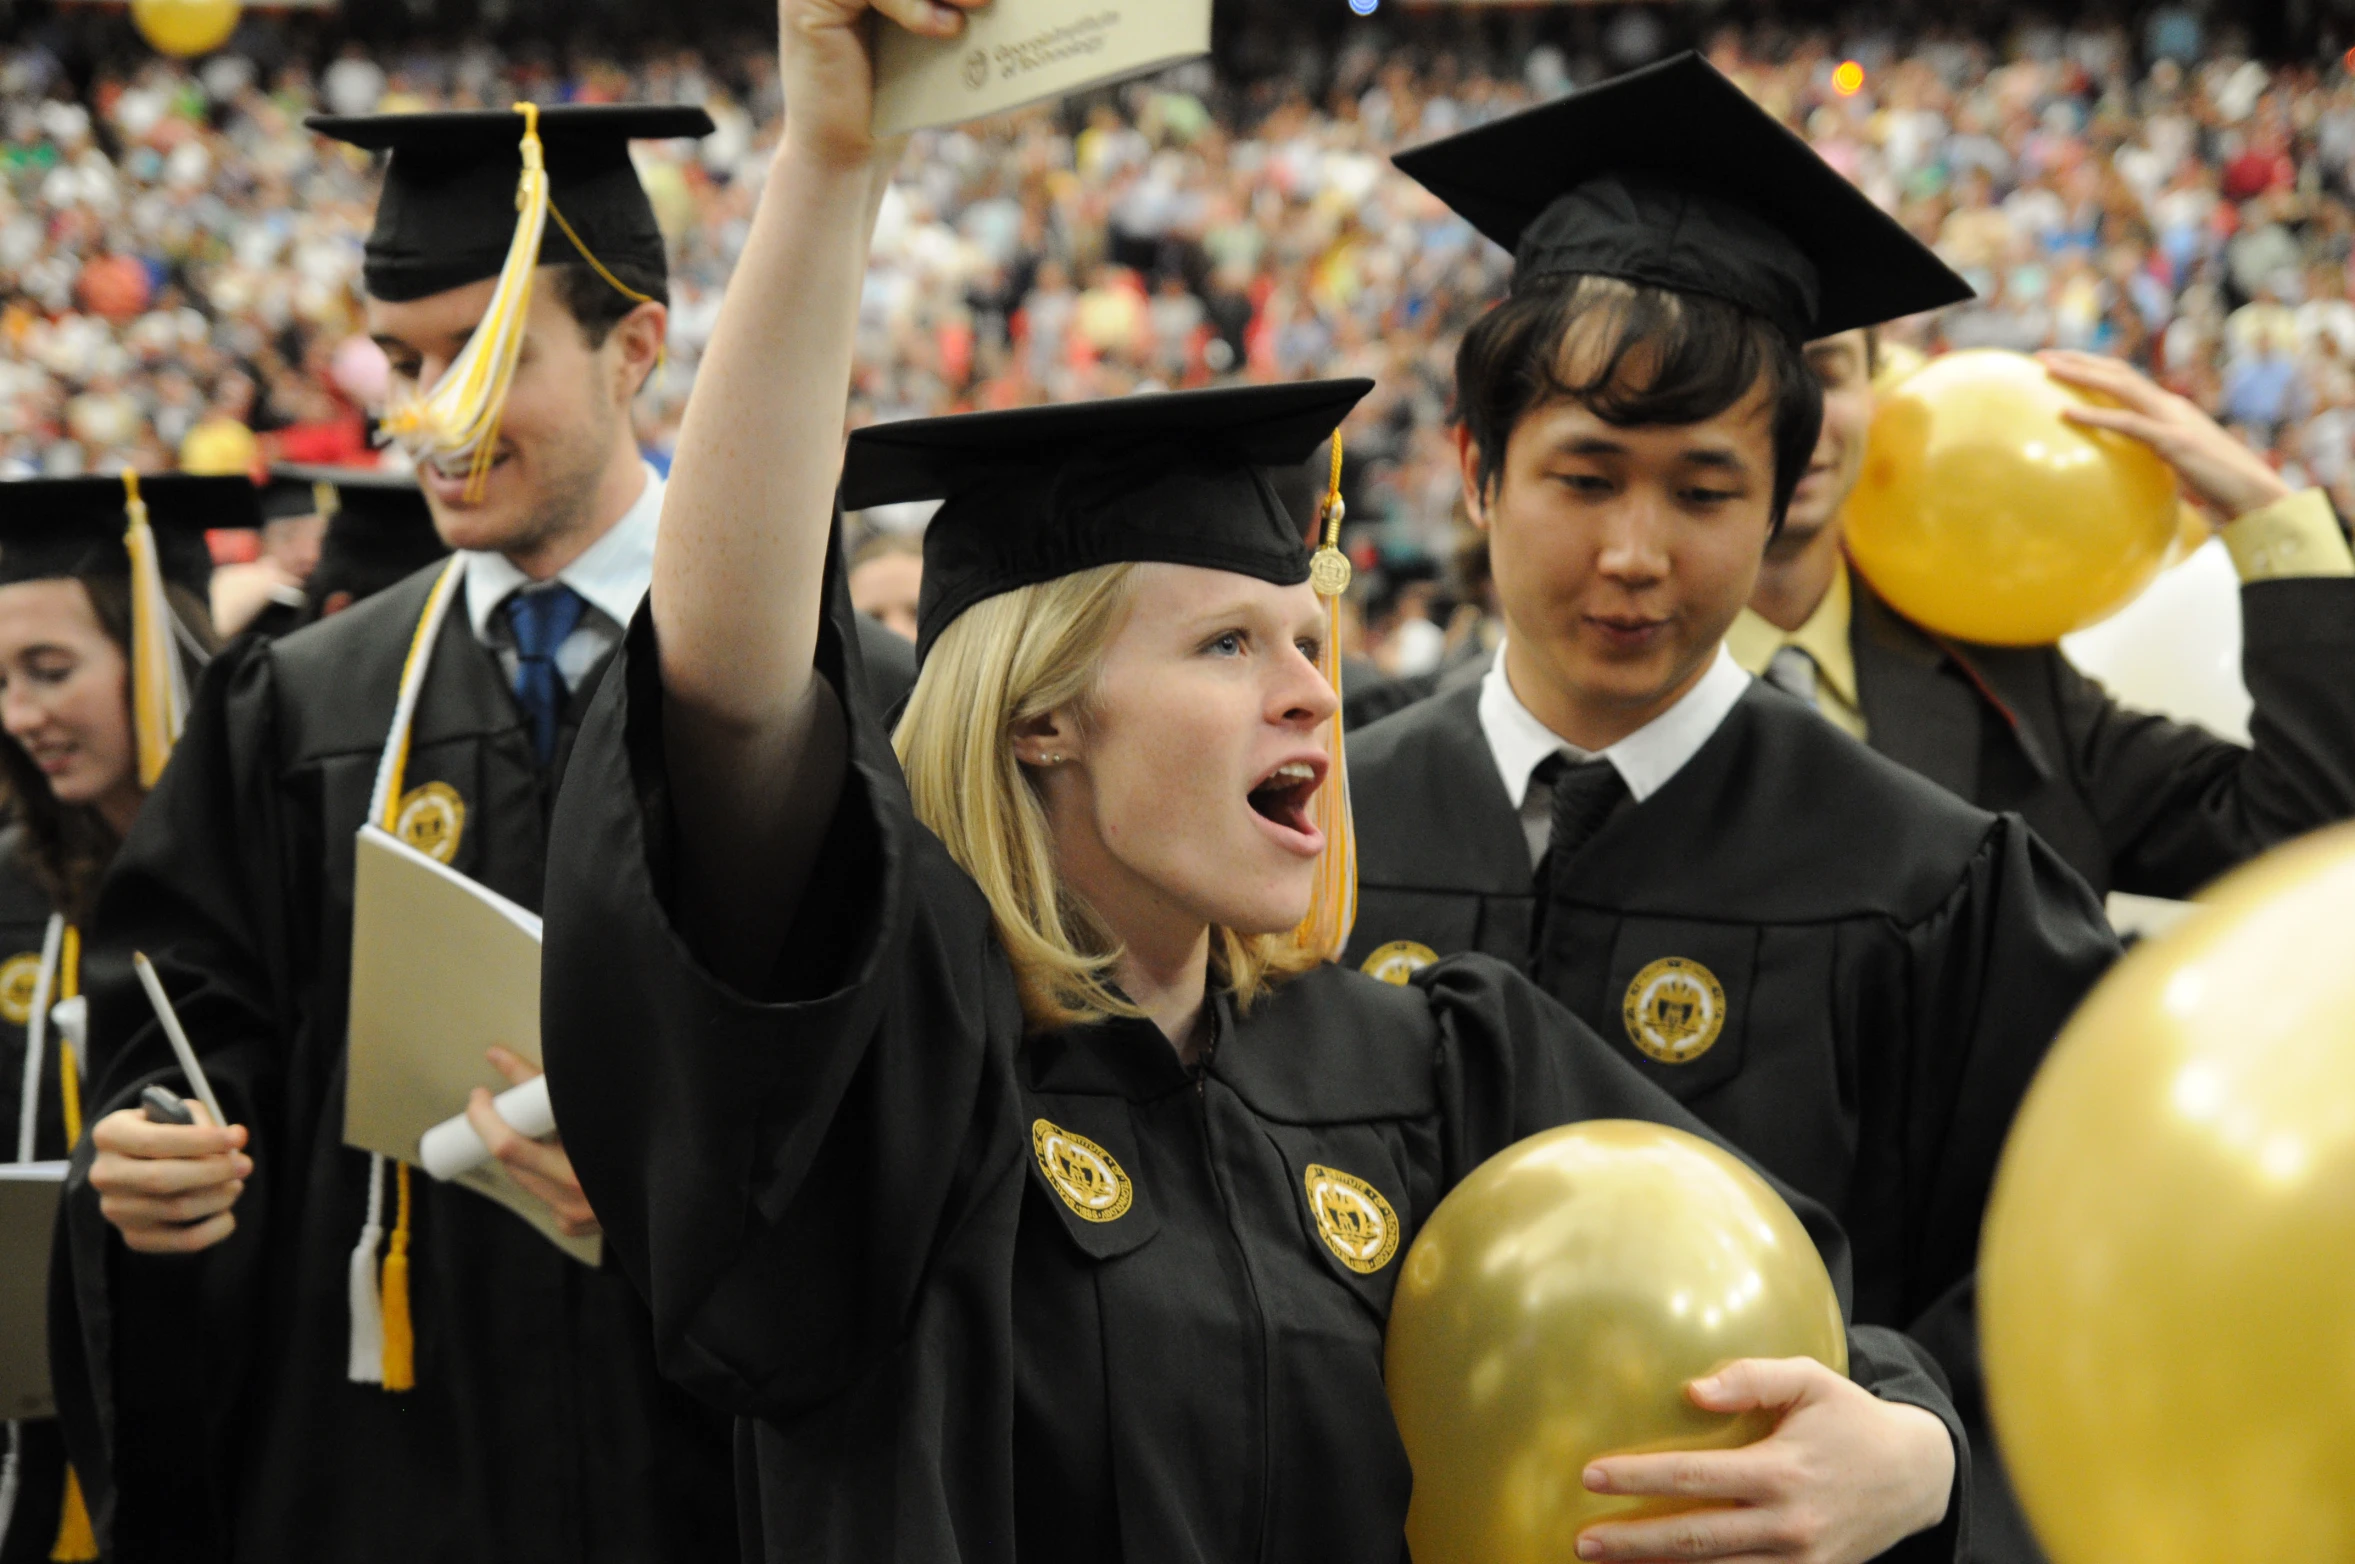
[503,584,588,766]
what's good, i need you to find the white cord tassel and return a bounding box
[15,916,63,1164]
[346,1153,387,1383]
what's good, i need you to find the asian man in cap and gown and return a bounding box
[0,474,243,1564]
[530,6,1971,1562]
[1337,54,2123,1559]
[1729,334,2355,908]
[44,106,845,1562]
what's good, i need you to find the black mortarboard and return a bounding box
[261,469,335,525]
[0,474,255,597]
[1392,53,1973,340]
[306,105,714,303]
[843,380,1376,661]
[271,465,449,599]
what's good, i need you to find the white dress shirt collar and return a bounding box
[461,462,664,638]
[1478,641,1753,808]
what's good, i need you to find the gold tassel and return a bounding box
[381,103,552,502]
[1294,433,1358,960]
[56,926,82,1146]
[50,1466,97,1562]
[379,1161,415,1391]
[120,473,189,789]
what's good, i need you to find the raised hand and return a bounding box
[2040,348,2295,520]
[778,0,985,172]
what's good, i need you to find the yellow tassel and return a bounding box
[379,1161,416,1391]
[50,1466,98,1562]
[381,104,551,502]
[56,925,82,1145]
[1294,433,1359,960]
[57,1040,81,1149]
[120,473,189,790]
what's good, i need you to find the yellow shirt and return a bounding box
[2215,486,2355,582]
[1726,559,1868,740]
[1727,488,2355,742]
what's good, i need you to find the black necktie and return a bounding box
[1530,754,1627,985]
[1545,755,1627,866]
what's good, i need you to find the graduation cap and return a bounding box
[261,467,343,526]
[306,104,714,305]
[843,379,1377,661]
[0,473,248,596]
[842,378,1375,959]
[1392,53,1973,341]
[305,104,712,495]
[0,473,258,785]
[271,465,450,604]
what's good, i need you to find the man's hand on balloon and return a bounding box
[1573,1357,1954,1563]
[2038,349,2293,520]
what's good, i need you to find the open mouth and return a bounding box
[1248,759,1324,837]
[421,445,514,492]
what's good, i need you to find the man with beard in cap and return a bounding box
[50,106,806,1561]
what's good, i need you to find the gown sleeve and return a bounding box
[57,638,303,1561]
[541,595,1027,1425]
[1894,815,2115,1327]
[1417,955,1971,1564]
[2048,574,2355,899]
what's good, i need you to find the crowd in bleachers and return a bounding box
[8,12,2355,667]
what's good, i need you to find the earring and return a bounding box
[1045,753,1066,766]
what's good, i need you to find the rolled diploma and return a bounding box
[417,1073,555,1181]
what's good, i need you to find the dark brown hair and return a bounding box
[0,578,217,924]
[550,258,670,349]
[1455,275,1824,530]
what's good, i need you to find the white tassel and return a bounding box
[346,1153,386,1383]
[16,916,63,1164]
[0,1420,22,1557]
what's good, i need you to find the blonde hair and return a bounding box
[894,563,1325,1033]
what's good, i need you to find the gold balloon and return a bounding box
[132,0,241,59]
[1981,823,2355,1564]
[2163,498,2214,568]
[1844,349,2179,646]
[1386,1121,1847,1564]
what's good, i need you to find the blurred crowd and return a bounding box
[8,10,2355,672]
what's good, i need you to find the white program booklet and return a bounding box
[873,0,1213,137]
[344,826,598,1267]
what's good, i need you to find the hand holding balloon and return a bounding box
[1842,349,2184,644]
[1386,1123,1883,1564]
[1575,1358,1955,1562]
[2037,350,2292,520]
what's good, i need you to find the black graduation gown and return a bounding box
[1850,573,2355,901]
[0,830,67,1564]
[1344,682,2120,1564]
[538,606,1969,1564]
[51,565,738,1564]
[1344,680,2117,1333]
